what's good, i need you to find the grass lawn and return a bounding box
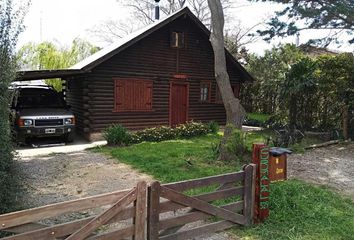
[97,132,267,183]
[234,180,354,240]
[96,132,354,239]
[247,112,271,123]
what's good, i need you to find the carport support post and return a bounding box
[252,143,270,223]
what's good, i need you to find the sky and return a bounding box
[17,0,353,55]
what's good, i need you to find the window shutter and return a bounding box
[144,82,152,109]
[114,79,153,111]
[115,80,125,111]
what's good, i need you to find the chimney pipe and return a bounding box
[154,0,160,20]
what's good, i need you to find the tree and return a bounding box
[88,18,137,44]
[17,39,99,91]
[0,0,27,213]
[282,57,318,130]
[89,0,234,44]
[316,53,354,139]
[250,0,354,46]
[207,0,246,161]
[244,44,303,114]
[225,21,261,62]
[118,0,233,25]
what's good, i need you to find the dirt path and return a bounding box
[288,142,354,199]
[19,151,153,207]
[18,150,236,240]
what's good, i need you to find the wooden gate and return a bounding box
[147,164,256,240]
[0,182,147,240]
[0,165,256,240]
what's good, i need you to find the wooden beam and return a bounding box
[134,182,147,240]
[147,182,160,240]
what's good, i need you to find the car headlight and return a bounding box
[18,119,33,127]
[64,117,75,125]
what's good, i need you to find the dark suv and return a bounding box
[10,85,75,144]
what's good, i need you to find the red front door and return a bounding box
[170,82,188,126]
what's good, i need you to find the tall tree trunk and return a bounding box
[207,0,246,161]
[343,105,349,140]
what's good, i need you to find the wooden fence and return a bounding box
[0,182,147,240]
[0,164,256,240]
[147,164,256,240]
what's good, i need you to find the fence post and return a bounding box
[243,164,256,226]
[252,143,270,223]
[134,181,147,240]
[147,181,160,240]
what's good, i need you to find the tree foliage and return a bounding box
[244,44,354,135]
[250,0,354,46]
[243,44,303,113]
[0,0,27,214]
[17,39,99,91]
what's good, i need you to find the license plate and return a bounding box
[45,128,56,134]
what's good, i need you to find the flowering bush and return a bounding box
[130,126,178,143]
[104,121,218,145]
[175,121,210,138]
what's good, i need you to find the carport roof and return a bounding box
[16,69,85,81]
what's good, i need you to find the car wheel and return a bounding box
[63,133,74,143]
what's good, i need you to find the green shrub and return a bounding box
[103,124,131,146]
[208,121,220,134]
[104,121,214,146]
[225,127,248,162]
[0,0,25,215]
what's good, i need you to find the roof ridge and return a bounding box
[70,7,192,70]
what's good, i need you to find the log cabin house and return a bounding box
[17,7,254,141]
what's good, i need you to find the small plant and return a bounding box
[225,127,248,162]
[103,124,131,146]
[208,121,220,134]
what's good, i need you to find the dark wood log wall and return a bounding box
[65,77,87,135]
[66,15,243,139]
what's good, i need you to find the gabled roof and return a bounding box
[17,7,254,82]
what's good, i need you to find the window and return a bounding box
[114,79,153,112]
[232,84,241,98]
[200,81,211,102]
[215,83,241,103]
[171,32,184,48]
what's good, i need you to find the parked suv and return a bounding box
[10,85,75,144]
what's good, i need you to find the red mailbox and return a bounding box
[268,147,292,182]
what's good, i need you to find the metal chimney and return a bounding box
[154,0,160,20]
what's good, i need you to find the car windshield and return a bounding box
[16,88,65,108]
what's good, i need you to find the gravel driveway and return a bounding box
[19,151,153,207]
[288,142,354,199]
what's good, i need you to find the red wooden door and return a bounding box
[170,82,188,126]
